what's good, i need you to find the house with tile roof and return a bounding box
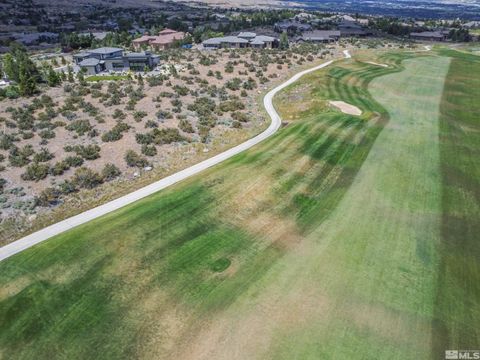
[132,29,186,51]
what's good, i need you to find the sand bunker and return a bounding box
[365,61,389,68]
[329,101,362,116]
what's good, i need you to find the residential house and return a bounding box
[132,29,186,51]
[341,15,356,22]
[249,35,278,48]
[122,52,159,71]
[294,12,316,21]
[297,30,341,43]
[203,36,250,49]
[79,31,108,41]
[356,18,370,26]
[78,58,103,75]
[338,20,371,37]
[237,32,257,40]
[74,47,160,74]
[464,21,480,29]
[274,21,312,34]
[410,31,448,41]
[202,33,277,49]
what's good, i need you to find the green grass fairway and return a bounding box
[1,50,479,360]
[262,55,450,360]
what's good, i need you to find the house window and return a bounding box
[112,62,124,69]
[129,60,148,71]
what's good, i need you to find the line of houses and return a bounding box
[72,12,472,75]
[73,28,185,74]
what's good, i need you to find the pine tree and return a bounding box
[3,43,39,96]
[47,66,61,87]
[77,69,86,85]
[67,65,75,83]
[280,31,289,50]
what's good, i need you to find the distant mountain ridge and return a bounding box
[33,0,480,19]
[291,0,480,20]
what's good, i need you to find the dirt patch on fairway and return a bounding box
[343,300,432,347]
[173,284,330,360]
[217,171,305,249]
[329,100,362,116]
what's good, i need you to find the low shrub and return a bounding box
[112,109,126,120]
[72,167,103,189]
[125,150,149,167]
[133,111,147,122]
[50,160,70,176]
[68,145,101,160]
[179,119,195,133]
[65,156,84,167]
[58,180,77,194]
[102,163,121,181]
[65,119,93,136]
[141,144,157,156]
[156,110,172,120]
[151,128,185,145]
[101,122,130,142]
[232,111,250,123]
[36,187,61,207]
[218,99,245,112]
[21,163,50,181]
[9,145,34,167]
[135,133,153,145]
[145,120,158,128]
[33,148,54,163]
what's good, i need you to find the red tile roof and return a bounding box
[133,31,185,46]
[151,32,185,45]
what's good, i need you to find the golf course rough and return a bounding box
[0,50,479,360]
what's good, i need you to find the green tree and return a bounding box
[67,65,74,83]
[77,69,86,85]
[280,31,289,50]
[46,66,61,87]
[3,43,40,96]
[18,62,38,96]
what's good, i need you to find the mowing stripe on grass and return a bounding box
[260,55,451,359]
[432,50,480,358]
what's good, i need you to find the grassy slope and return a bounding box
[0,51,477,359]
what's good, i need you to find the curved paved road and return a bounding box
[0,57,341,262]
